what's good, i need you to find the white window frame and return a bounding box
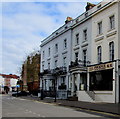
[55,43,58,53]
[64,39,67,49]
[43,51,45,59]
[42,64,44,72]
[63,57,67,67]
[83,29,87,41]
[109,15,115,30]
[97,46,102,63]
[109,42,114,61]
[75,52,79,62]
[48,47,50,57]
[55,60,58,68]
[83,49,87,66]
[75,33,79,45]
[48,62,50,70]
[98,21,102,35]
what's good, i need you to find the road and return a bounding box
[2,94,107,118]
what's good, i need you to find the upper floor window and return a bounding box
[109,15,115,30]
[55,43,58,53]
[63,57,67,67]
[83,29,87,41]
[48,62,50,70]
[98,21,102,35]
[75,33,79,45]
[83,49,87,66]
[97,46,102,63]
[55,60,58,68]
[64,39,67,49]
[48,47,50,57]
[75,52,79,62]
[42,64,44,72]
[43,51,45,59]
[61,77,65,85]
[109,42,114,61]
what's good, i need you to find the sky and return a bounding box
[1,0,101,76]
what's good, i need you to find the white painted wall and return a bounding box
[95,91,115,103]
[77,91,94,102]
[77,91,115,103]
[72,18,92,64]
[10,78,18,87]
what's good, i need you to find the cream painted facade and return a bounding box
[86,0,120,103]
[40,0,120,103]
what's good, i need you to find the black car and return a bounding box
[12,91,29,97]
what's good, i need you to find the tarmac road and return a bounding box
[1,94,104,118]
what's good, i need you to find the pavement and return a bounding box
[16,95,120,116]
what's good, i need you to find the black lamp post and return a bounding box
[16,85,19,97]
[54,78,57,102]
[41,79,44,100]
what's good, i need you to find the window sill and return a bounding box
[96,33,103,37]
[75,44,79,47]
[82,40,87,43]
[54,53,59,58]
[47,57,51,61]
[42,60,45,63]
[62,50,68,54]
[81,42,88,47]
[73,45,80,51]
[95,35,104,42]
[106,30,117,38]
[107,28,115,33]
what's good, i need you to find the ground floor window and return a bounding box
[89,69,113,91]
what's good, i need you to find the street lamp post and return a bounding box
[41,79,44,100]
[16,85,20,97]
[54,78,57,102]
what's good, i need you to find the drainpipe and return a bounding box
[115,59,119,103]
[115,60,117,103]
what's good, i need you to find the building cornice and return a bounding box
[40,0,117,47]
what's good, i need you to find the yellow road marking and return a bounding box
[19,97,120,118]
[75,107,120,118]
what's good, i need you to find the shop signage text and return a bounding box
[88,62,113,72]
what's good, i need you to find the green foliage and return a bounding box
[21,51,40,83]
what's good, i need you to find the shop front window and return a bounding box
[89,69,113,91]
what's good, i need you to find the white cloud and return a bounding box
[1,0,102,2]
[2,1,101,75]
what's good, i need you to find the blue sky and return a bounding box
[1,0,100,76]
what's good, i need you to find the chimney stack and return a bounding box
[86,2,96,11]
[65,17,73,24]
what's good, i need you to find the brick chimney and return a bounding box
[65,17,73,24]
[85,2,96,11]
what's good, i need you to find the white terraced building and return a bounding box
[40,0,120,103]
[40,17,73,99]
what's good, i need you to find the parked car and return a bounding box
[0,91,5,94]
[12,91,30,97]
